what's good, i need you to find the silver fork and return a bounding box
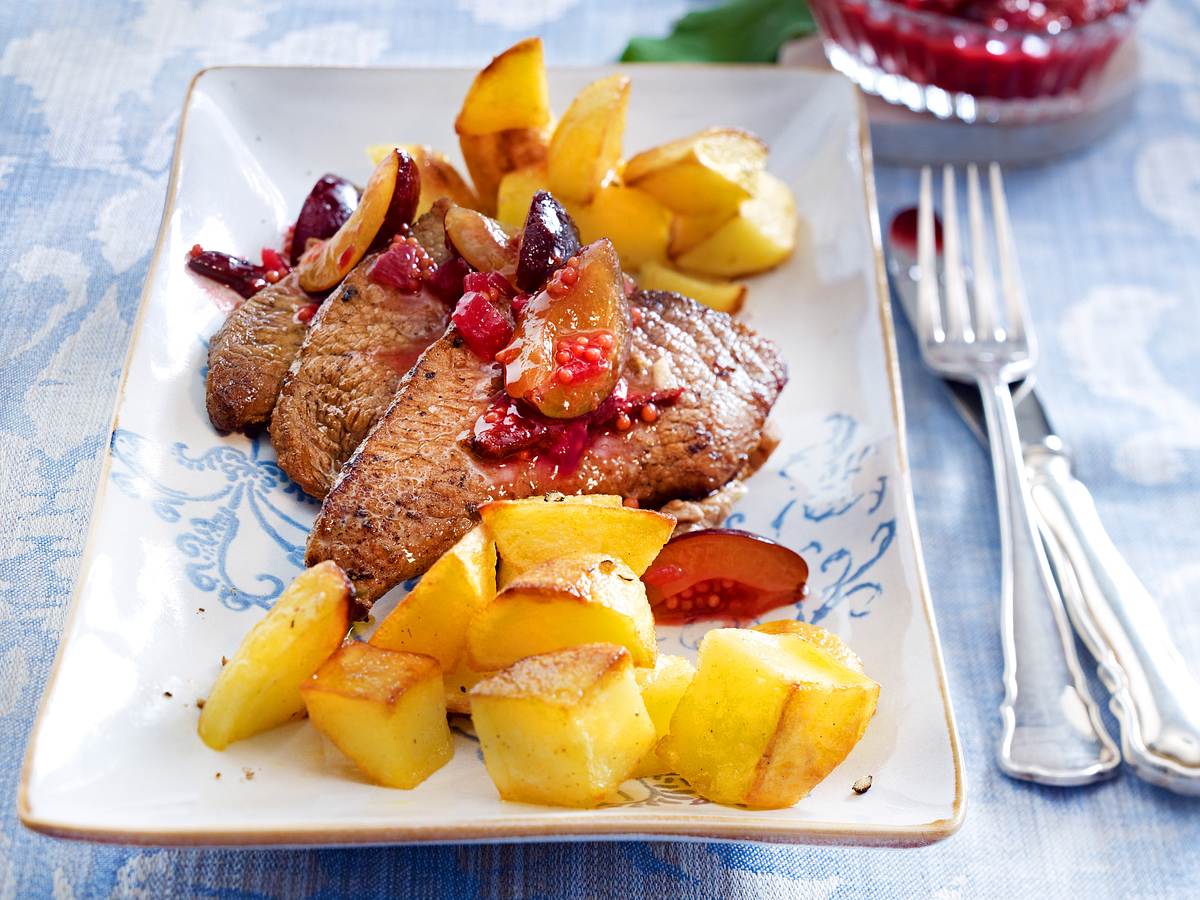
[917,164,1120,785]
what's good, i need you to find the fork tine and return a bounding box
[989,163,1030,345]
[966,164,998,342]
[940,166,974,342]
[917,166,943,345]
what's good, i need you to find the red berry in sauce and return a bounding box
[452,291,514,362]
[368,237,433,294]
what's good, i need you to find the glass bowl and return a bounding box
[809,0,1146,123]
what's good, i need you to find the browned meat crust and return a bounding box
[205,272,310,432]
[305,289,786,606]
[269,254,450,498]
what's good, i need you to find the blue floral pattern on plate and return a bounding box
[109,428,317,610]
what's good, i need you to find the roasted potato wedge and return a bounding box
[467,552,657,670]
[547,74,630,204]
[302,642,453,789]
[569,184,671,269]
[636,261,746,314]
[673,171,797,277]
[479,497,674,583]
[624,127,766,218]
[471,643,656,807]
[632,654,696,777]
[659,628,879,808]
[444,658,490,715]
[460,127,550,216]
[752,619,865,673]
[668,210,733,257]
[496,163,550,230]
[370,524,497,670]
[198,561,351,750]
[367,143,479,214]
[455,37,552,136]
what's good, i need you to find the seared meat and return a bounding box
[306,289,786,606]
[269,253,450,498]
[205,272,310,432]
[410,198,453,266]
[661,480,748,535]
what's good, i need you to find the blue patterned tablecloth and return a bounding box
[2,1,1198,896]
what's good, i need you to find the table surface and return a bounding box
[2,1,1198,897]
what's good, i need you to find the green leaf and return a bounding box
[620,0,815,64]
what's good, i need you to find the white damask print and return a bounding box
[1135,136,1200,241]
[1060,285,1200,485]
[456,0,584,29]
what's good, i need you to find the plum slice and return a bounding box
[295,148,420,293]
[444,206,515,273]
[515,190,581,292]
[499,238,630,419]
[187,249,267,299]
[289,174,360,266]
[641,529,809,624]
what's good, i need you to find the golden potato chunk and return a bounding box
[467,553,657,670]
[632,654,696,777]
[668,210,734,256]
[673,171,797,277]
[455,37,552,135]
[460,128,549,216]
[302,643,452,789]
[659,628,879,808]
[198,561,351,750]
[636,261,746,314]
[624,128,767,217]
[548,74,630,204]
[471,643,656,807]
[496,163,549,230]
[752,619,865,673]
[570,185,671,269]
[444,658,490,715]
[369,525,497,670]
[479,496,674,583]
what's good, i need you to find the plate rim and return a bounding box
[18,62,965,848]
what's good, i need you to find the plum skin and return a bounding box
[290,174,360,266]
[516,190,582,293]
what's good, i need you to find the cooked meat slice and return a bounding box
[205,272,310,432]
[410,198,453,265]
[269,253,450,498]
[306,289,786,606]
[660,480,748,535]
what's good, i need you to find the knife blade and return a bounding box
[887,211,1200,794]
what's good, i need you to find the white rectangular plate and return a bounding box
[20,64,963,847]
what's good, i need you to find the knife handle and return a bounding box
[1027,448,1200,793]
[978,378,1120,785]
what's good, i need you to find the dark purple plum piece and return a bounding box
[289,174,360,265]
[426,256,472,303]
[375,149,422,246]
[187,250,266,299]
[515,190,581,292]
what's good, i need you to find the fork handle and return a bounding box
[1026,448,1200,792]
[977,376,1120,785]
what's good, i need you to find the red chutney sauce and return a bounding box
[811,0,1139,102]
[470,378,683,477]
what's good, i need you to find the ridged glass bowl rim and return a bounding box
[823,0,1147,44]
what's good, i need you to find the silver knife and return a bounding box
[889,213,1200,795]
